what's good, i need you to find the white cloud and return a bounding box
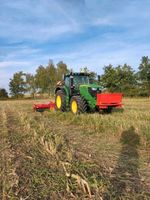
[0,22,80,42]
[0,61,30,69]
[92,18,113,26]
[0,0,83,42]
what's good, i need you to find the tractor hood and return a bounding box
[79,84,102,108]
[79,84,102,99]
[79,84,102,90]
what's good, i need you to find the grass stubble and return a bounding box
[0,98,150,199]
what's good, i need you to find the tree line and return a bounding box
[9,60,69,98]
[0,56,150,99]
[100,56,150,96]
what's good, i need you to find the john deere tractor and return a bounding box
[55,72,102,114]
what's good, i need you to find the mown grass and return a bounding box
[0,98,150,199]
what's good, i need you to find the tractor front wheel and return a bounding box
[70,96,87,114]
[55,90,66,111]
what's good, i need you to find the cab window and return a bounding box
[64,76,70,87]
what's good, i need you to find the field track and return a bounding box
[0,98,150,199]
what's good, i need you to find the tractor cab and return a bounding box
[64,72,91,95]
[64,72,89,87]
[63,72,102,98]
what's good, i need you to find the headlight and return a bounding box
[88,87,97,97]
[91,87,97,91]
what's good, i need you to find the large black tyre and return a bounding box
[55,90,66,111]
[70,96,87,114]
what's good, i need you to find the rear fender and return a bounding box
[55,86,69,107]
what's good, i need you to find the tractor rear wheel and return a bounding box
[55,90,66,111]
[70,96,87,114]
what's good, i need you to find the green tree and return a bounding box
[138,56,150,96]
[80,67,90,73]
[56,61,69,81]
[89,71,97,83]
[35,65,48,93]
[26,73,37,98]
[35,61,68,95]
[9,71,26,98]
[100,64,117,92]
[46,61,57,95]
[0,88,8,99]
[100,64,137,95]
[115,64,137,95]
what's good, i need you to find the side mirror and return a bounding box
[62,74,65,80]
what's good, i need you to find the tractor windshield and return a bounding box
[74,75,89,87]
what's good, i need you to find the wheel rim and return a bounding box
[71,100,77,114]
[56,95,61,109]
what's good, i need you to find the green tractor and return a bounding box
[55,72,102,114]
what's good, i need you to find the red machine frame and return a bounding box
[96,93,122,109]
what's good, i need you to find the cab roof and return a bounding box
[65,72,90,77]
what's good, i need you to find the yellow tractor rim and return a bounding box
[71,100,77,114]
[56,95,61,109]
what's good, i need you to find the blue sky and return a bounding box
[0,0,150,90]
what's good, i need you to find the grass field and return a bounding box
[0,98,150,200]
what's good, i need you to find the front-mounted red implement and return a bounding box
[33,101,55,112]
[96,93,122,113]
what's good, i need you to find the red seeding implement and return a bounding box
[33,101,55,112]
[33,72,123,114]
[96,93,122,113]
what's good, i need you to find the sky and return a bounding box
[0,0,150,90]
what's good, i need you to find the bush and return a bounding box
[0,88,8,100]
